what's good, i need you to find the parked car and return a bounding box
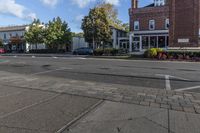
[0,48,6,54]
[73,47,93,55]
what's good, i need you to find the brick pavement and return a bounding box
[0,71,200,114]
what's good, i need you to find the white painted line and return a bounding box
[156,74,171,90]
[79,57,87,60]
[32,56,36,58]
[165,75,171,91]
[168,75,189,81]
[31,67,73,76]
[176,86,200,92]
[25,78,38,82]
[13,56,17,58]
[53,57,58,59]
[0,94,60,119]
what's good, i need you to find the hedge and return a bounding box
[144,48,200,61]
[94,48,119,56]
[29,49,66,53]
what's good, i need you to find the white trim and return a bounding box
[168,47,200,50]
[131,30,169,35]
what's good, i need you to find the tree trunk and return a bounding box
[35,43,38,50]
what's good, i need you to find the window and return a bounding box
[149,20,155,30]
[4,34,6,39]
[165,19,169,29]
[134,21,139,30]
[154,0,165,6]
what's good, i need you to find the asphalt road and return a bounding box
[0,55,200,132]
[0,56,200,92]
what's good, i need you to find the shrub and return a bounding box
[29,49,65,53]
[94,48,104,56]
[93,48,119,56]
[103,48,119,56]
[144,48,164,58]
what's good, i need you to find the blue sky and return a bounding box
[0,0,153,32]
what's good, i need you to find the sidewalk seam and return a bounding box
[56,100,104,133]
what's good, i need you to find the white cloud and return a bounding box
[40,0,60,7]
[104,0,120,6]
[75,14,84,22]
[71,0,95,8]
[0,0,36,20]
[71,0,121,8]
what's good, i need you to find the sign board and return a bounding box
[178,39,189,43]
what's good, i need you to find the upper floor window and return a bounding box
[134,21,139,30]
[165,19,169,29]
[154,0,165,6]
[4,34,6,39]
[149,20,155,30]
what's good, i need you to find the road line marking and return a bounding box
[176,86,200,91]
[79,57,87,60]
[13,56,17,58]
[53,57,58,59]
[31,68,73,76]
[156,74,171,90]
[165,75,171,91]
[0,94,60,119]
[32,56,36,58]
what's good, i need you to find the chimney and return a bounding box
[132,0,138,9]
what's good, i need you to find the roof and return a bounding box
[144,3,155,7]
[0,25,27,32]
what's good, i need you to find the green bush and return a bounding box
[104,48,118,56]
[94,48,104,56]
[144,48,164,58]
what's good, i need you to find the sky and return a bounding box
[0,0,153,32]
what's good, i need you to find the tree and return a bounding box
[72,32,84,37]
[122,23,130,32]
[81,7,111,49]
[97,3,129,31]
[25,19,45,49]
[44,17,71,50]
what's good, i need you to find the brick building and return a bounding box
[129,0,200,52]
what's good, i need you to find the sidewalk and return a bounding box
[65,101,200,133]
[0,71,200,133]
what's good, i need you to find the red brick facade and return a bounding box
[130,6,169,31]
[169,0,200,47]
[130,0,200,49]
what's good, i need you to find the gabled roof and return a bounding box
[0,25,27,32]
[144,3,155,7]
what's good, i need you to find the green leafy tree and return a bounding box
[44,17,71,50]
[81,7,111,49]
[25,19,45,49]
[97,3,129,31]
[122,23,130,32]
[72,32,84,37]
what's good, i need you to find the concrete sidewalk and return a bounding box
[65,101,200,133]
[0,71,200,132]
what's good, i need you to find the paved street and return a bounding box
[0,55,200,132]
